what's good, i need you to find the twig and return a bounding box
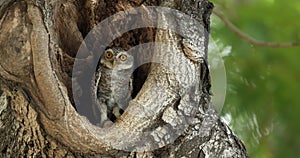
[212,10,300,47]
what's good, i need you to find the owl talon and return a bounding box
[112,106,122,119]
[102,120,113,128]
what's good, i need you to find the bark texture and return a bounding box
[0,0,248,157]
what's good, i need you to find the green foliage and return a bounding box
[209,0,300,157]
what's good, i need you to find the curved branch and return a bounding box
[25,1,188,154]
[213,10,300,47]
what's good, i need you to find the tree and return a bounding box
[0,0,248,157]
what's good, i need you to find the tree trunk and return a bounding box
[0,0,248,157]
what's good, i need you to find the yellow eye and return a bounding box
[105,50,113,59]
[119,54,127,61]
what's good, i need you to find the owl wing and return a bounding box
[129,75,133,99]
[90,66,103,125]
[119,74,133,110]
[94,66,102,98]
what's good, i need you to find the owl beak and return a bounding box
[112,60,116,67]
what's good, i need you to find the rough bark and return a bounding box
[0,0,248,157]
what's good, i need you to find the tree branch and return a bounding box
[213,10,300,48]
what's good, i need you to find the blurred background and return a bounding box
[208,0,300,157]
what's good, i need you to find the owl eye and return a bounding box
[105,50,113,59]
[119,54,127,61]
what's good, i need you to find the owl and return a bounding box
[93,47,134,127]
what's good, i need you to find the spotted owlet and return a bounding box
[94,47,134,127]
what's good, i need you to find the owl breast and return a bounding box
[98,67,132,110]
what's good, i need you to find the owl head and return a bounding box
[100,47,134,70]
